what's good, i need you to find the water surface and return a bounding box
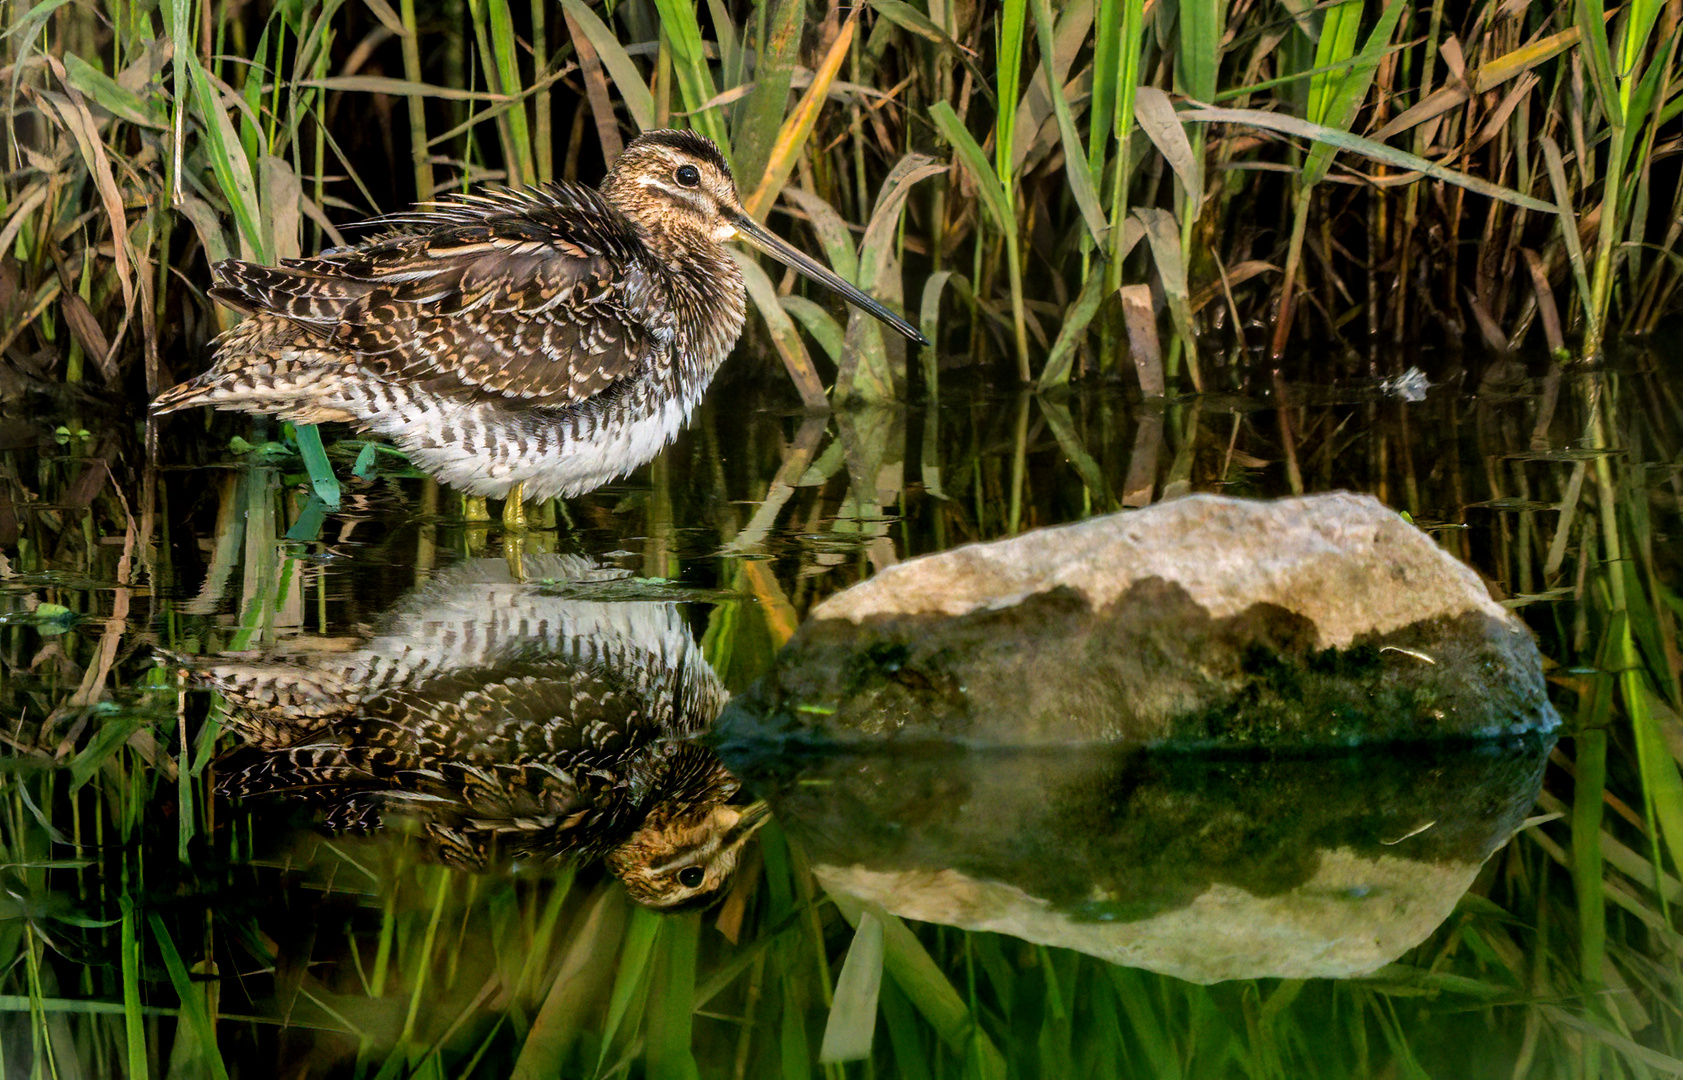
[0,356,1675,1076]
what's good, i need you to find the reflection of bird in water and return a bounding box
[172,556,765,911]
[151,129,924,506]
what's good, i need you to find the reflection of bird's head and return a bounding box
[607,800,770,911]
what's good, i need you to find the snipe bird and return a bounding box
[173,554,767,911]
[152,130,926,503]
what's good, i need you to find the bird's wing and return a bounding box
[209,184,670,408]
[354,661,666,766]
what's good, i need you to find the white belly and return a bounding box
[336,381,699,501]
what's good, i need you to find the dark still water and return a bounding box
[0,356,1678,1077]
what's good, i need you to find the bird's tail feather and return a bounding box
[150,311,356,421]
[150,368,352,420]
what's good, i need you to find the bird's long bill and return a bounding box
[729,209,929,346]
[725,800,773,845]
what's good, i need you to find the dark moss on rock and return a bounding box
[720,494,1559,750]
[720,577,1555,749]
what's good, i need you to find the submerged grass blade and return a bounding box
[644,914,700,1080]
[596,906,660,1074]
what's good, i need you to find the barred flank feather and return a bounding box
[186,556,761,908]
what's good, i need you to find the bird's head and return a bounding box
[605,799,771,912]
[604,129,927,345]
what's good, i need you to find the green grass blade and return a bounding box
[828,894,1006,1079]
[1303,0,1407,188]
[995,0,1028,184]
[284,495,332,542]
[292,424,342,507]
[649,0,727,153]
[819,907,884,1063]
[778,187,859,283]
[918,270,973,393]
[781,296,845,364]
[644,913,699,1080]
[1029,0,1108,245]
[929,98,1029,373]
[1176,0,1223,102]
[1541,135,1596,324]
[731,249,828,409]
[595,905,661,1075]
[1574,626,1615,1003]
[1306,0,1362,125]
[147,914,230,1080]
[878,979,932,1080]
[733,0,803,182]
[121,904,146,1080]
[396,0,433,198]
[482,0,535,185]
[1089,0,1122,178]
[1105,0,1147,292]
[1036,269,1107,388]
[930,103,1014,237]
[1575,0,1623,129]
[1626,662,1683,910]
[849,154,943,401]
[187,60,267,263]
[352,442,378,479]
[560,0,653,133]
[61,53,166,128]
[1181,105,1558,212]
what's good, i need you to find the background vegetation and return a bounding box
[5,0,1683,409]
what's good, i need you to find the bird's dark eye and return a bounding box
[674,164,702,188]
[677,866,705,888]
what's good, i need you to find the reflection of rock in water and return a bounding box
[175,556,763,911]
[726,737,1555,983]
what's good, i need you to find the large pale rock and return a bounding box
[719,492,1558,747]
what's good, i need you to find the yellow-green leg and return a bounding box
[501,482,527,530]
[462,492,490,557]
[502,482,528,578]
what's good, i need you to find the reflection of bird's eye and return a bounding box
[675,164,701,187]
[678,866,705,888]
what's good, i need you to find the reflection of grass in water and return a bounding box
[2,373,1683,1074]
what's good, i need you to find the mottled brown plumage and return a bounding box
[169,555,768,911]
[153,130,924,501]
